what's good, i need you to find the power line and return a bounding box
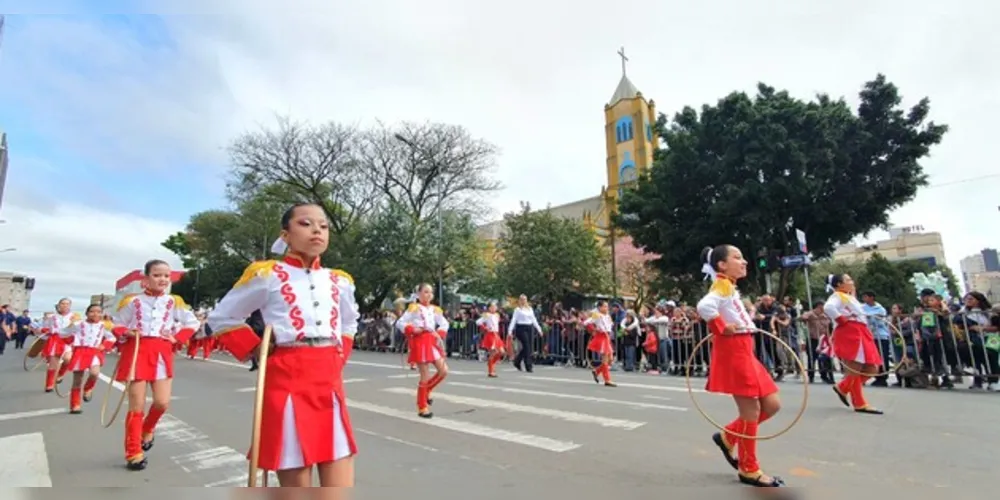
[925,173,1000,189]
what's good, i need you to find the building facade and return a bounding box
[477,50,657,260]
[0,271,34,311]
[960,248,1000,295]
[831,226,947,268]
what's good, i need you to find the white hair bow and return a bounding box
[701,253,717,281]
[270,237,288,255]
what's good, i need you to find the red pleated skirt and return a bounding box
[42,336,69,358]
[706,334,778,398]
[480,331,504,351]
[67,346,104,371]
[255,346,357,471]
[832,322,883,366]
[115,337,174,382]
[587,331,614,355]
[408,332,443,364]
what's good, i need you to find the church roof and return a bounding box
[476,195,604,239]
[609,74,640,106]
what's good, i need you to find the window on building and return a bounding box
[615,117,634,143]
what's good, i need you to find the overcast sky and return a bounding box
[1,0,997,311]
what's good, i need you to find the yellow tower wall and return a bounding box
[604,94,657,215]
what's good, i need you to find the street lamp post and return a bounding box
[394,134,445,307]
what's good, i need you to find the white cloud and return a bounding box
[3,0,999,307]
[0,201,183,312]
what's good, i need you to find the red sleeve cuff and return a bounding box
[40,327,51,334]
[216,326,261,362]
[111,326,128,337]
[707,317,727,336]
[341,336,354,361]
[437,329,447,340]
[101,340,116,351]
[835,317,848,327]
[585,324,596,333]
[173,328,196,344]
[404,325,416,336]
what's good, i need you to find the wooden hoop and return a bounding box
[248,325,273,488]
[23,337,46,371]
[684,327,809,441]
[833,316,909,378]
[53,358,68,399]
[101,333,140,429]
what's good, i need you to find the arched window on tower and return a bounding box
[615,116,634,143]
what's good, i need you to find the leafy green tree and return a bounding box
[220,117,500,311]
[785,255,960,309]
[616,75,948,301]
[493,203,611,305]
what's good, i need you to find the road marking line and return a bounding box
[200,358,246,369]
[641,395,674,401]
[523,374,707,393]
[0,432,52,486]
[0,408,66,422]
[356,428,440,452]
[447,382,688,411]
[171,446,246,471]
[96,373,251,486]
[349,400,580,452]
[382,387,645,429]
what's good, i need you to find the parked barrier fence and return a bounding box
[354,307,1000,392]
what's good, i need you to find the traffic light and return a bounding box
[757,248,768,270]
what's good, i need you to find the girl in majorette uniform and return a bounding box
[58,304,116,414]
[584,301,617,387]
[208,203,360,487]
[112,259,200,471]
[394,297,417,371]
[38,298,79,393]
[823,274,883,415]
[697,245,785,488]
[398,283,450,418]
[187,312,215,360]
[476,302,504,377]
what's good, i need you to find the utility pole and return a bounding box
[395,134,444,307]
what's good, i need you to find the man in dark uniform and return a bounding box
[15,309,32,349]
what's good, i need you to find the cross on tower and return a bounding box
[617,46,628,76]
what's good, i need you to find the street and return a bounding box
[0,349,994,498]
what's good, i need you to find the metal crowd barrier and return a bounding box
[351,307,1000,391]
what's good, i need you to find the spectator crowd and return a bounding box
[355,289,1000,392]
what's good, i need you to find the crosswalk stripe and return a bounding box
[349,400,580,452]
[523,374,707,393]
[0,432,52,486]
[447,382,687,411]
[381,387,645,429]
[0,408,66,422]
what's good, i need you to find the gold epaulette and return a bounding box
[709,278,735,297]
[406,303,420,313]
[234,260,277,288]
[331,269,354,284]
[171,295,190,309]
[116,294,137,312]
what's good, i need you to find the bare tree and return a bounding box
[226,116,378,234]
[358,121,503,221]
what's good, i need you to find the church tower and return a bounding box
[604,48,657,215]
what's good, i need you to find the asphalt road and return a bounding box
[0,348,995,498]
